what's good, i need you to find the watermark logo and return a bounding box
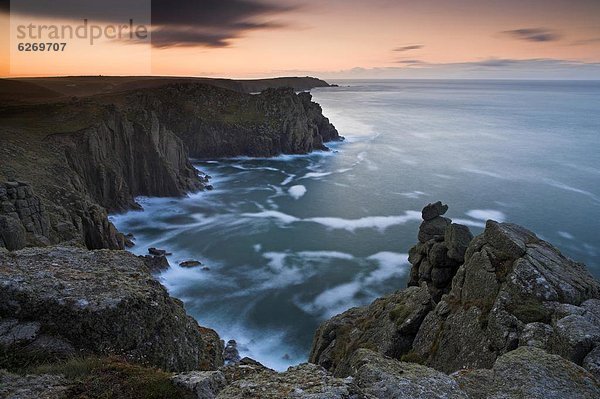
[9,0,151,76]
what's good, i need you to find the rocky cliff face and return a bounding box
[310,202,600,396]
[412,219,600,373]
[0,82,340,251]
[0,246,222,372]
[132,84,342,158]
[50,108,203,212]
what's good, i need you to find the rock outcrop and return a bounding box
[454,346,600,399]
[408,201,474,301]
[412,220,600,373]
[0,181,51,251]
[310,202,600,397]
[149,84,343,158]
[309,286,434,376]
[0,246,222,372]
[0,82,340,251]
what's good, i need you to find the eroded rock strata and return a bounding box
[0,81,340,251]
[0,246,222,372]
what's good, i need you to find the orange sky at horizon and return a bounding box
[2,0,600,79]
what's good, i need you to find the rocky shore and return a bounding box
[0,78,341,252]
[1,77,598,398]
[1,201,599,398]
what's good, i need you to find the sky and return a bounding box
[2,0,600,79]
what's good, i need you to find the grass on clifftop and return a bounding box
[13,356,194,399]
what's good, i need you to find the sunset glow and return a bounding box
[2,0,600,78]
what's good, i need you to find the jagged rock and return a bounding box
[180,260,202,268]
[216,363,359,399]
[199,326,225,371]
[138,254,170,273]
[445,223,473,262]
[223,339,241,364]
[409,204,472,301]
[310,286,434,376]
[0,370,69,399]
[171,371,227,399]
[421,201,449,221]
[148,247,171,256]
[453,347,600,399]
[219,357,270,385]
[349,349,468,398]
[412,220,600,373]
[0,214,27,251]
[0,246,223,371]
[418,216,451,243]
[583,346,600,380]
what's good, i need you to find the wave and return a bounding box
[288,185,307,199]
[465,209,506,222]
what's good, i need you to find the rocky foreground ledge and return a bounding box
[1,202,600,398]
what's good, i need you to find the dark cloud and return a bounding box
[0,0,8,14]
[502,28,561,42]
[393,45,424,52]
[151,0,293,48]
[7,0,295,48]
[152,21,286,48]
[396,59,427,65]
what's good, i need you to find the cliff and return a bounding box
[1,76,334,103]
[307,202,600,397]
[118,84,342,158]
[0,246,223,372]
[2,208,599,398]
[0,80,339,251]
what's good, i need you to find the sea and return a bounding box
[111,79,600,370]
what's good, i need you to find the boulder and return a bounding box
[421,201,449,221]
[0,246,222,371]
[310,286,433,376]
[171,371,227,399]
[350,349,468,399]
[0,215,27,251]
[216,363,359,399]
[138,254,170,273]
[180,260,202,268]
[453,347,600,399]
[0,371,69,399]
[418,216,451,243]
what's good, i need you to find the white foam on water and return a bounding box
[462,167,509,180]
[297,251,355,260]
[465,209,506,222]
[305,281,363,319]
[397,191,427,199]
[263,252,289,271]
[451,218,486,229]
[241,210,300,224]
[542,178,600,203]
[253,244,262,252]
[288,185,307,200]
[230,164,281,172]
[365,252,409,284]
[281,174,295,185]
[558,231,575,240]
[305,211,421,232]
[299,171,333,180]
